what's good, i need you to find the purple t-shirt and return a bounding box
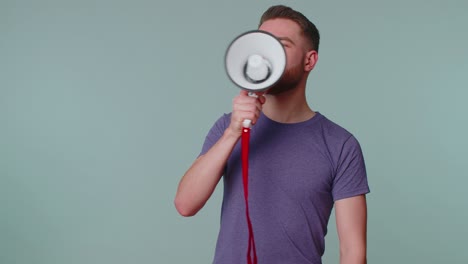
[200,112,370,264]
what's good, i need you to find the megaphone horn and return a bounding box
[225,30,286,93]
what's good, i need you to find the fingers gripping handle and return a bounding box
[242,92,259,128]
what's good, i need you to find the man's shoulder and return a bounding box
[211,113,231,129]
[316,112,355,142]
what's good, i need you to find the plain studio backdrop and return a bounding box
[1,0,467,263]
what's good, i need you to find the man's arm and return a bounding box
[335,194,367,264]
[174,128,239,217]
[174,91,265,217]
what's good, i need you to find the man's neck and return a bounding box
[262,84,315,124]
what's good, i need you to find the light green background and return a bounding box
[1,0,467,263]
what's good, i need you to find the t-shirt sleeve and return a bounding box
[332,135,370,201]
[198,114,230,157]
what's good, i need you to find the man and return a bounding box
[175,5,370,264]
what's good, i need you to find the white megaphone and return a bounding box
[225,30,286,128]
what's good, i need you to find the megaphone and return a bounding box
[224,30,286,264]
[225,30,286,93]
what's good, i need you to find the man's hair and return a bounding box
[259,5,320,53]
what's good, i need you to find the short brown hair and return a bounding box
[259,5,320,52]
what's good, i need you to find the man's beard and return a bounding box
[266,62,304,95]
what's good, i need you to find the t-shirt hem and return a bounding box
[333,188,370,202]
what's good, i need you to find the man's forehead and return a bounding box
[258,18,301,38]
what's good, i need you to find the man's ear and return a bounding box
[304,50,318,72]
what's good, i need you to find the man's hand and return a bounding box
[228,90,266,138]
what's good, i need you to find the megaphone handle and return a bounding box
[242,92,258,128]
